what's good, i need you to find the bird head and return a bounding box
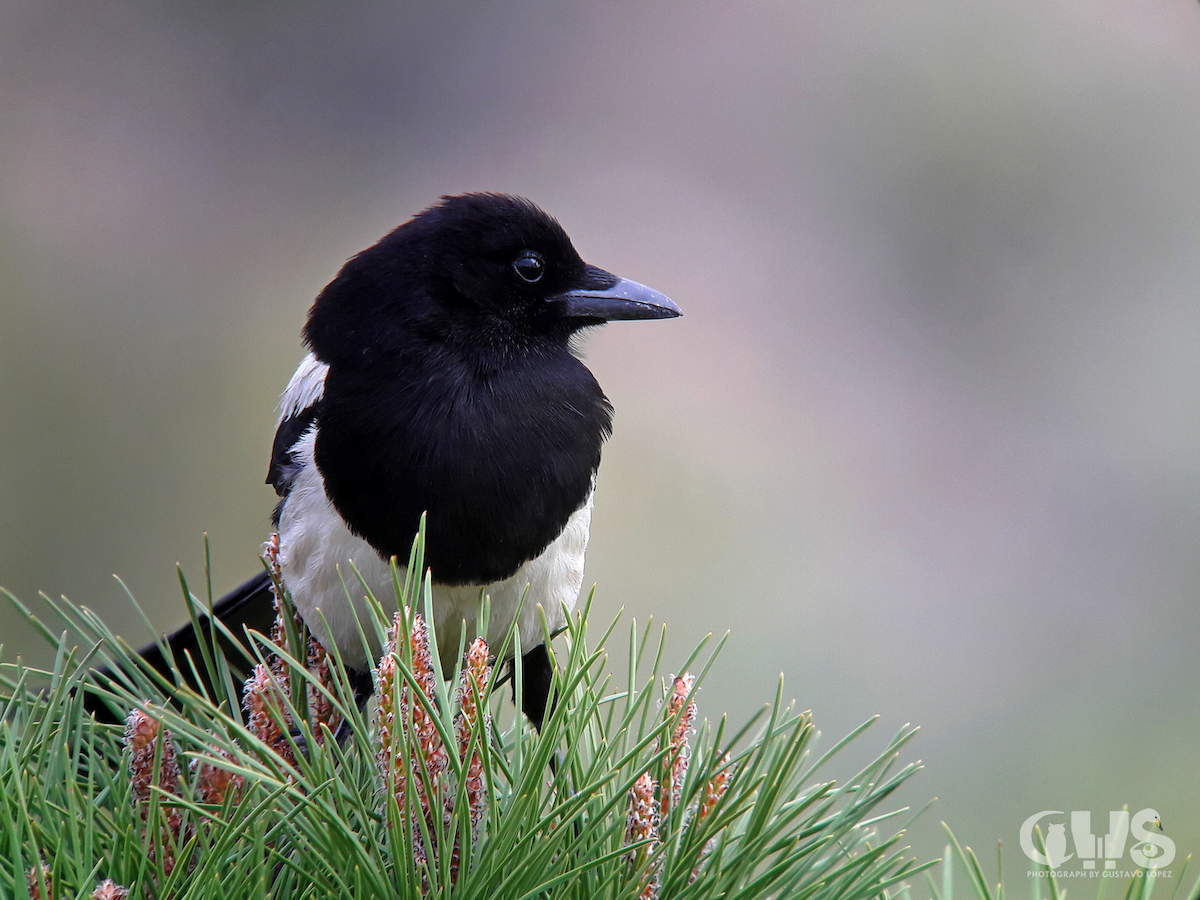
[303,193,679,369]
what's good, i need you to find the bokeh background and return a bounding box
[2,0,1197,888]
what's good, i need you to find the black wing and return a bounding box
[267,402,320,499]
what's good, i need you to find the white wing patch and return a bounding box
[278,353,329,423]
[276,426,595,671]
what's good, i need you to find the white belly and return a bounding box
[276,427,592,671]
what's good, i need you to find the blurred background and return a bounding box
[2,0,1197,887]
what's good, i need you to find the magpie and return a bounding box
[105,193,680,731]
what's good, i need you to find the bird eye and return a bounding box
[512,254,545,283]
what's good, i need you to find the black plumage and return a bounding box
[92,193,680,731]
[299,195,635,583]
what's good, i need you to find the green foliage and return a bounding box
[919,826,1200,900]
[2,529,930,899]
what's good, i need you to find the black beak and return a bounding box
[557,265,681,321]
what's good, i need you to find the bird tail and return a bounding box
[84,570,277,722]
[83,569,554,736]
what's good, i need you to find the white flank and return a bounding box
[429,491,592,673]
[275,427,594,670]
